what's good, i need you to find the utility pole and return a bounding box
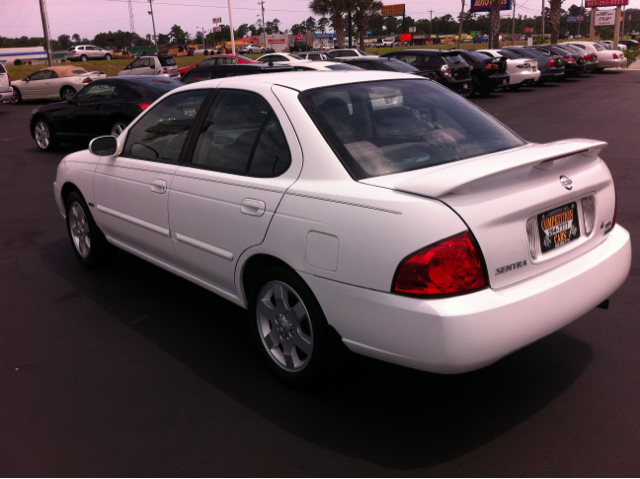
[429,10,433,41]
[228,0,236,54]
[541,0,545,40]
[258,0,266,47]
[457,0,465,48]
[621,4,625,40]
[38,0,53,66]
[148,0,158,50]
[512,0,516,45]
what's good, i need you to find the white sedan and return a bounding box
[53,71,631,385]
[476,49,540,88]
[256,53,313,66]
[567,41,626,70]
[10,65,106,103]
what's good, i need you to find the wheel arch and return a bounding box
[59,84,76,97]
[240,253,297,308]
[60,181,82,208]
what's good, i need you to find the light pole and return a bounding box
[148,0,158,50]
[228,0,236,54]
[457,0,465,49]
[258,1,266,47]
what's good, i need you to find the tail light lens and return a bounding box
[516,63,530,69]
[137,103,152,111]
[581,196,596,236]
[440,64,452,77]
[393,232,487,297]
[608,187,617,233]
[82,77,92,83]
[584,54,593,60]
[162,67,168,73]
[613,53,619,59]
[546,58,555,66]
[485,63,499,70]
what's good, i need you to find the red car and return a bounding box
[178,54,261,75]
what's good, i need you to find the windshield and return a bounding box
[299,79,524,180]
[357,49,367,55]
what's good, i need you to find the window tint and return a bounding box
[199,58,216,67]
[123,90,208,163]
[496,50,520,59]
[217,57,237,65]
[160,56,177,66]
[300,79,524,180]
[190,90,290,177]
[76,83,116,100]
[29,70,51,80]
[593,43,605,51]
[355,61,376,70]
[386,58,419,72]
[425,56,444,67]
[326,63,361,70]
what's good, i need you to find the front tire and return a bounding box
[9,87,22,104]
[60,86,76,101]
[248,49,253,54]
[80,55,88,62]
[33,119,59,151]
[65,191,108,267]
[105,53,112,60]
[250,266,332,386]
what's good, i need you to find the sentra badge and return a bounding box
[560,175,573,190]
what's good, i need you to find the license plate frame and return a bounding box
[538,201,580,254]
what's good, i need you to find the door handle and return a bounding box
[150,179,167,194]
[241,199,266,217]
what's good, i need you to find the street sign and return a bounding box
[212,26,221,32]
[400,33,412,42]
[585,0,627,6]
[366,30,373,35]
[595,10,616,25]
[470,0,513,12]
[567,16,578,22]
[381,4,405,16]
[524,27,533,32]
[212,17,222,24]
[409,26,416,33]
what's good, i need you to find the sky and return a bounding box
[1,0,639,41]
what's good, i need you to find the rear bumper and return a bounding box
[304,226,631,374]
[509,70,540,86]
[0,90,12,102]
[439,77,472,95]
[600,58,627,68]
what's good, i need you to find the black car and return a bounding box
[29,76,183,151]
[340,56,437,80]
[181,63,293,84]
[529,44,586,77]
[381,49,472,96]
[450,49,510,95]
[502,46,565,84]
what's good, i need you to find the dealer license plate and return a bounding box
[538,202,580,253]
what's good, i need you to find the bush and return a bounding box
[599,27,614,40]
[623,46,640,68]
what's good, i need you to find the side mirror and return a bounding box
[25,77,30,82]
[89,135,118,156]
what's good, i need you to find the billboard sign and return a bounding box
[470,0,513,12]
[399,33,412,42]
[381,4,405,16]
[212,17,222,23]
[585,0,627,6]
[408,26,416,32]
[314,33,336,38]
[567,15,585,22]
[595,10,616,25]
[524,27,533,32]
[212,26,221,32]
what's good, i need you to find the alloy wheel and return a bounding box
[34,121,51,150]
[61,87,75,101]
[9,88,20,104]
[68,201,91,258]
[110,122,127,137]
[256,280,313,372]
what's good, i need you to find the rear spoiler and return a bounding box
[394,138,607,197]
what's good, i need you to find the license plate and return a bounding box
[538,202,580,253]
[533,67,537,71]
[502,79,507,84]
[463,83,468,89]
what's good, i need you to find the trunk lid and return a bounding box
[360,139,617,289]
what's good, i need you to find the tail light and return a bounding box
[162,67,169,73]
[440,64,452,77]
[7,73,10,87]
[613,53,618,59]
[393,232,487,297]
[82,77,92,83]
[485,63,499,70]
[137,103,151,110]
[584,54,593,60]
[516,63,531,69]
[564,57,576,63]
[581,196,596,236]
[546,58,555,66]
[607,187,617,233]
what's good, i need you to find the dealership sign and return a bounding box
[314,33,336,38]
[524,27,533,32]
[585,0,628,6]
[595,10,616,25]
[212,17,222,23]
[470,0,513,13]
[381,4,405,16]
[566,15,585,22]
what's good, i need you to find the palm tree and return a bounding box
[353,0,383,50]
[309,0,348,48]
[549,0,564,43]
[490,0,501,48]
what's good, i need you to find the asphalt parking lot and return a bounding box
[1,70,639,476]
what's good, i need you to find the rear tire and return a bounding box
[105,53,112,60]
[80,55,88,62]
[33,119,59,151]
[249,266,333,386]
[60,86,76,101]
[65,191,108,267]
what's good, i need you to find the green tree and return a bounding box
[309,0,348,48]
[72,33,81,44]
[57,34,71,50]
[353,0,382,49]
[235,23,251,39]
[318,16,331,32]
[168,24,187,45]
[549,0,565,43]
[303,16,318,31]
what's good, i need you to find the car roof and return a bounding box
[178,70,417,93]
[38,65,92,76]
[189,63,291,71]
[94,75,182,85]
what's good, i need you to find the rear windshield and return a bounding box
[159,56,177,66]
[520,48,546,57]
[464,51,491,62]
[71,69,88,74]
[497,50,521,59]
[326,63,362,70]
[443,54,465,65]
[0,63,7,73]
[384,58,419,72]
[299,79,524,180]
[593,43,605,51]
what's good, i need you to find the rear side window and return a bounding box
[0,63,7,73]
[444,54,465,64]
[497,50,520,59]
[300,79,524,180]
[326,64,361,70]
[123,90,208,163]
[160,56,177,66]
[199,58,216,67]
[190,90,290,177]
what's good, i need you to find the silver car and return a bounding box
[117,55,180,79]
[238,44,266,54]
[66,45,113,62]
[0,62,13,104]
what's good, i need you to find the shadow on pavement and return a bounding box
[40,239,594,470]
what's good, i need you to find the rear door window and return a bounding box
[160,56,177,66]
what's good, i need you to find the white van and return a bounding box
[0,62,13,104]
[0,47,47,66]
